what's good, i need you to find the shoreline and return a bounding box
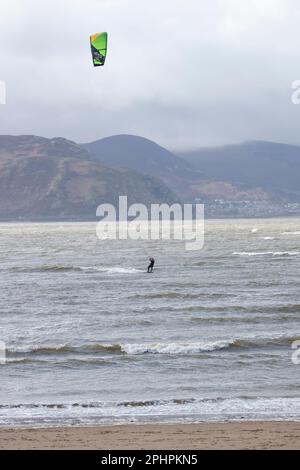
[0,421,299,450]
[0,214,300,223]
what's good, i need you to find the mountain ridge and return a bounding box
[1,133,300,220]
[178,140,300,201]
[0,135,179,219]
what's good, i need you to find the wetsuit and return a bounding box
[148,257,155,273]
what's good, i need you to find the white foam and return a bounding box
[105,267,143,274]
[0,397,299,427]
[121,341,232,355]
[82,266,143,274]
[233,251,300,257]
[282,231,300,235]
[273,251,300,256]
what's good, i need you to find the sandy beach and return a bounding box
[0,422,299,450]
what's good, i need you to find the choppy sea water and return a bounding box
[0,218,299,427]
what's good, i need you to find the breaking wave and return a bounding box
[7,334,298,358]
[281,231,300,235]
[233,251,300,257]
[0,396,299,427]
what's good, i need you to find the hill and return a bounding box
[83,134,200,200]
[179,140,300,202]
[83,134,193,177]
[0,135,179,219]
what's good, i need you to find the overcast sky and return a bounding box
[1,0,300,149]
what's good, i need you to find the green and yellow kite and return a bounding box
[90,32,108,67]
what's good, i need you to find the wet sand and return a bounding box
[0,421,299,450]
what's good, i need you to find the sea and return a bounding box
[0,218,299,427]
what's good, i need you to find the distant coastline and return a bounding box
[1,213,300,223]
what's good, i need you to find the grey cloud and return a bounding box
[1,0,300,149]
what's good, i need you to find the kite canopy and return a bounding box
[90,32,108,67]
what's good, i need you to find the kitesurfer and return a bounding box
[147,257,155,273]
